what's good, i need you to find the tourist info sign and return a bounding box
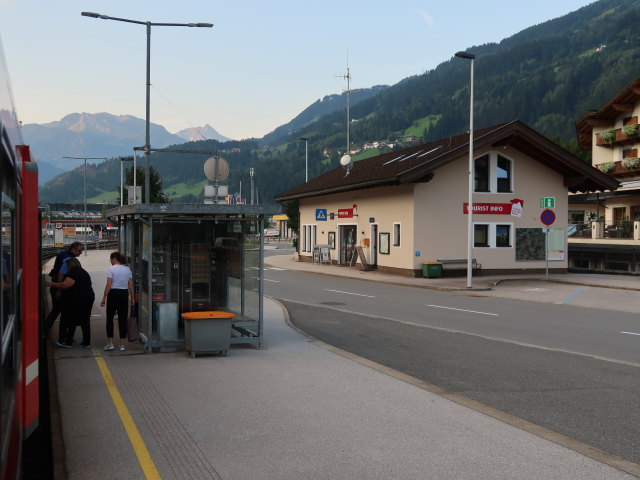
[539,197,555,209]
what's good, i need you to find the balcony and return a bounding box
[568,220,640,246]
[596,118,640,147]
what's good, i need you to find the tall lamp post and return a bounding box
[81,12,213,204]
[455,50,475,289]
[298,137,309,182]
[62,156,107,255]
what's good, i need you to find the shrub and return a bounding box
[622,157,640,169]
[598,130,616,144]
[598,161,616,173]
[623,124,639,136]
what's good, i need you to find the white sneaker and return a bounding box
[104,344,114,351]
[119,345,126,351]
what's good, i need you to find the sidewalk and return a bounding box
[48,250,638,479]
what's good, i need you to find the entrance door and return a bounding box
[370,224,378,267]
[339,225,357,264]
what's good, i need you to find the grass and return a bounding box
[163,180,207,198]
[404,115,441,137]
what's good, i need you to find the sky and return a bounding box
[0,0,597,140]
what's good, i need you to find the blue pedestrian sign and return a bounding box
[315,209,327,221]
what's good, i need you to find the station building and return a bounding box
[276,120,618,277]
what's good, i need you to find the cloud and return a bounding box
[417,9,435,27]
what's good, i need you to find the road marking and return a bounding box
[266,267,286,271]
[559,286,588,304]
[324,289,375,298]
[621,331,640,336]
[94,352,162,480]
[263,278,280,283]
[425,304,498,316]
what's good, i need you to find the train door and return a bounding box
[339,225,357,264]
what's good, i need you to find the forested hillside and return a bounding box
[39,0,640,205]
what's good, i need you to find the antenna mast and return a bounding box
[337,53,353,175]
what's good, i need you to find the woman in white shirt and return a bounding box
[100,251,133,351]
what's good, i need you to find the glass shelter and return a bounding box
[107,203,282,353]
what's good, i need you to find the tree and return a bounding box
[283,200,299,233]
[119,163,170,204]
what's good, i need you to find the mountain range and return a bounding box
[37,0,640,205]
[23,113,231,184]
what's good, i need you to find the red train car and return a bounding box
[0,38,41,480]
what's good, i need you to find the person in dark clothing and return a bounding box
[45,242,84,338]
[45,257,95,347]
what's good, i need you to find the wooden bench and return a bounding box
[436,258,482,275]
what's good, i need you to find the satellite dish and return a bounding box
[204,156,229,182]
[340,154,352,167]
[340,154,352,175]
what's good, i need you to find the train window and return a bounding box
[1,193,18,455]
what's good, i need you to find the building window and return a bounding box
[497,156,512,193]
[496,224,511,247]
[474,152,513,193]
[302,224,316,252]
[475,155,489,192]
[474,224,489,247]
[474,223,512,248]
[393,223,401,247]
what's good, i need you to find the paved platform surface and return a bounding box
[47,249,638,479]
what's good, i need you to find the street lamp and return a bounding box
[62,156,107,255]
[298,137,309,182]
[455,50,475,289]
[249,168,255,205]
[81,12,213,203]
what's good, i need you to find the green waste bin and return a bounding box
[422,262,443,278]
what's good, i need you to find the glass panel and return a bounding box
[497,156,512,192]
[2,206,13,330]
[242,219,260,322]
[393,223,400,246]
[474,155,489,192]
[474,224,488,247]
[1,201,17,450]
[496,225,511,247]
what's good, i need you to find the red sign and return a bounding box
[338,208,354,218]
[463,198,524,216]
[540,209,556,226]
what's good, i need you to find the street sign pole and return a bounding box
[546,229,549,281]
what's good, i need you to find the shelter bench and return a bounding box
[436,258,482,275]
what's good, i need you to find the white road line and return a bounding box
[425,304,499,316]
[267,267,286,271]
[263,278,280,283]
[621,331,640,336]
[324,289,375,298]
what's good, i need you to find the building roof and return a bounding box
[575,74,640,149]
[276,120,618,201]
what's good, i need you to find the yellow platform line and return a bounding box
[94,350,162,480]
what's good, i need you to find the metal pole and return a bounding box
[455,51,476,290]
[145,22,151,204]
[467,57,474,289]
[305,140,308,182]
[120,158,124,207]
[83,158,87,255]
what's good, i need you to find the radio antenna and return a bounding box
[336,52,353,175]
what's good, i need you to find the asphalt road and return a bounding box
[264,268,640,365]
[279,299,640,467]
[260,249,640,469]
